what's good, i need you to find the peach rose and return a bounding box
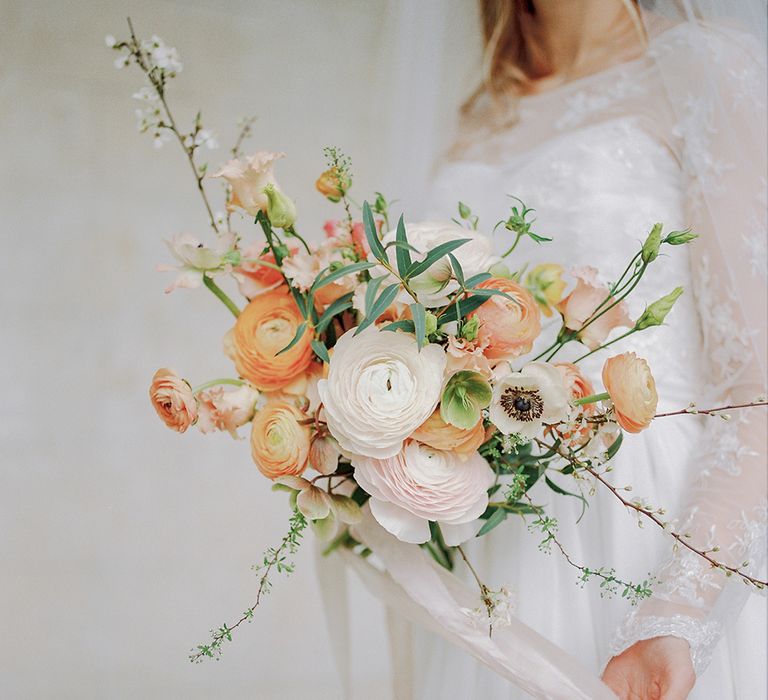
[469,278,541,361]
[149,368,197,432]
[602,352,658,433]
[226,287,313,392]
[250,402,310,479]
[412,409,486,458]
[557,267,632,350]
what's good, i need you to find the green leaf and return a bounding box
[477,508,507,536]
[381,320,416,333]
[365,275,385,316]
[362,201,387,263]
[276,321,308,356]
[448,252,464,286]
[311,339,330,363]
[606,431,623,460]
[355,283,400,335]
[394,215,411,278]
[310,261,375,294]
[437,294,490,324]
[410,302,427,349]
[465,287,514,301]
[315,292,354,334]
[464,272,492,288]
[544,475,588,521]
[406,239,471,279]
[384,240,421,254]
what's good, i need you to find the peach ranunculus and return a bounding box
[250,402,310,479]
[412,409,486,458]
[149,368,198,432]
[556,267,632,350]
[602,352,658,433]
[556,362,595,404]
[469,278,542,362]
[225,287,313,392]
[232,242,294,299]
[196,383,260,438]
[211,151,286,217]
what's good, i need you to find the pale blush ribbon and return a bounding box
[315,506,616,700]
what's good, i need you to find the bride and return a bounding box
[363,1,766,698]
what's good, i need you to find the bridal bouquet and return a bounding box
[110,23,766,662]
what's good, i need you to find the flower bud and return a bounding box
[458,201,472,219]
[488,261,512,278]
[460,315,480,341]
[664,229,698,246]
[424,311,438,336]
[263,183,297,229]
[641,223,663,263]
[315,167,350,202]
[635,287,684,329]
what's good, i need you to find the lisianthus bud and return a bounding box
[641,223,663,263]
[664,229,698,246]
[635,287,684,329]
[263,183,297,229]
[315,167,350,202]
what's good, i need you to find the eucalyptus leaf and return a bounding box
[394,215,411,277]
[310,261,375,294]
[477,508,507,536]
[405,238,471,279]
[382,320,416,333]
[362,201,387,263]
[365,275,385,316]
[355,283,400,335]
[311,339,331,363]
[276,321,308,356]
[448,252,464,286]
[464,272,492,288]
[437,293,490,324]
[410,302,427,349]
[315,292,354,334]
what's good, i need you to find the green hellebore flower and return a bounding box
[440,370,492,429]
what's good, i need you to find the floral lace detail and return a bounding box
[554,72,646,131]
[727,499,768,569]
[609,613,723,675]
[695,409,757,477]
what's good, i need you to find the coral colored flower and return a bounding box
[556,267,632,350]
[352,441,494,545]
[470,278,542,362]
[315,168,351,202]
[602,352,658,433]
[157,231,237,293]
[149,368,197,432]
[556,362,595,404]
[196,384,259,438]
[526,263,567,317]
[323,219,369,259]
[226,287,313,392]
[211,151,286,217]
[250,402,310,479]
[317,327,446,459]
[412,409,486,458]
[233,243,293,299]
[489,362,569,439]
[444,335,493,378]
[553,363,596,446]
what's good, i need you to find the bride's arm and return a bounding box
[606,23,767,684]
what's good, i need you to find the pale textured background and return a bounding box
[0,1,479,698]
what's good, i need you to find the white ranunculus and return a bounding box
[352,441,494,545]
[317,327,446,458]
[489,362,569,439]
[375,221,498,306]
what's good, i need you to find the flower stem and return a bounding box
[573,392,610,406]
[572,328,637,363]
[192,378,246,394]
[203,275,241,318]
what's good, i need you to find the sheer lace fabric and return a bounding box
[416,21,766,698]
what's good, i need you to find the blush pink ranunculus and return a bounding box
[149,368,198,432]
[351,441,494,545]
[602,352,658,433]
[556,267,632,350]
[196,384,259,438]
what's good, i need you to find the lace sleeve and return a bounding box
[610,24,768,673]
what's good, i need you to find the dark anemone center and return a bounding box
[500,387,544,422]
[513,396,532,413]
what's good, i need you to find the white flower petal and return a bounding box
[439,519,483,546]
[369,498,431,544]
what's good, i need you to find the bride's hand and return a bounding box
[602,636,695,700]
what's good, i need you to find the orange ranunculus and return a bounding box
[602,352,658,433]
[227,286,313,392]
[250,402,310,479]
[469,278,541,361]
[412,409,486,458]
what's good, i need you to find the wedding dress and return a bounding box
[397,18,767,700]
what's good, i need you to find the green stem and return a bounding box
[573,391,610,406]
[284,226,312,255]
[572,328,637,363]
[203,275,241,318]
[192,378,246,394]
[501,232,523,259]
[240,258,282,272]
